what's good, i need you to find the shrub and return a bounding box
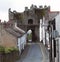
[4,47,19,54]
[5,47,11,53]
[0,46,19,54]
[0,46,5,53]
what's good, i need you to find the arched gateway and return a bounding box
[8,5,50,42]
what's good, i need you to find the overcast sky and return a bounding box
[0,0,60,22]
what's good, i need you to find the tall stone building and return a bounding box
[8,5,50,42]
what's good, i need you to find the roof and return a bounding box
[5,27,22,37]
[49,11,59,20]
[2,21,26,37]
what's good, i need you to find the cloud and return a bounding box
[0,0,60,21]
[0,11,8,22]
[0,0,12,12]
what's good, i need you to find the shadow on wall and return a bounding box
[40,40,43,43]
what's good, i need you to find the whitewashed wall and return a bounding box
[40,19,42,41]
[43,17,45,45]
[40,17,49,46]
[55,13,60,62]
[17,33,27,53]
[18,38,21,52]
[40,18,45,45]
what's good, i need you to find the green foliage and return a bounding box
[0,46,5,52]
[14,13,23,21]
[41,9,45,16]
[0,46,19,53]
[5,48,11,53]
[5,47,19,54]
[35,9,45,18]
[9,47,19,51]
[27,33,32,40]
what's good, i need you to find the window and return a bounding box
[28,19,33,24]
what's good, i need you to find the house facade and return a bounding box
[0,22,27,53]
[0,23,17,47]
[39,10,59,62]
[55,13,60,62]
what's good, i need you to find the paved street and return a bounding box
[16,43,43,62]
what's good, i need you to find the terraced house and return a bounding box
[0,5,60,62]
[0,21,27,53]
[8,5,60,62]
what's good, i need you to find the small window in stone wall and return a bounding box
[28,19,33,24]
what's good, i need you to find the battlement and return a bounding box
[24,4,50,11]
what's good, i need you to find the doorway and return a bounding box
[27,28,37,42]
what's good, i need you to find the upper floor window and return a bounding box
[28,19,33,24]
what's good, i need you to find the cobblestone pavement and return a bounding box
[16,43,43,62]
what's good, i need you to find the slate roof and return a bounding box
[5,27,22,37]
[3,22,26,37]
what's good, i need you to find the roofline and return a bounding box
[49,11,60,13]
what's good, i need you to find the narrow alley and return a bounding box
[16,43,49,62]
